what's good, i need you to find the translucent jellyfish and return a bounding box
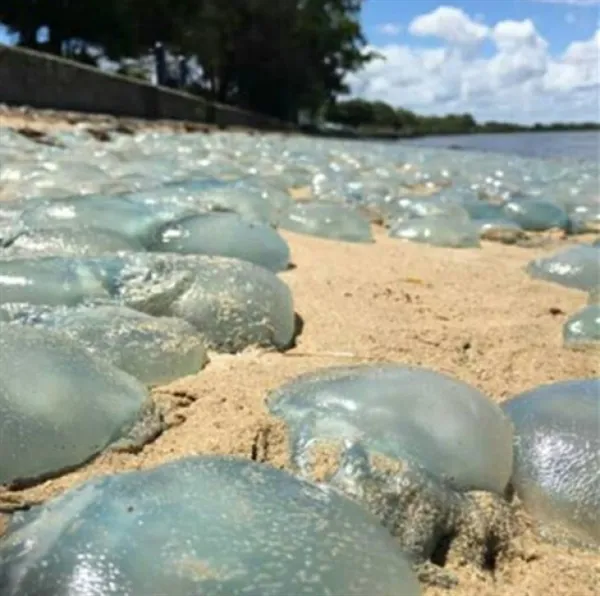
[109,157,185,184]
[525,244,600,293]
[148,212,290,272]
[267,364,514,562]
[0,456,421,596]
[166,179,295,225]
[122,179,224,204]
[0,200,30,235]
[6,305,208,385]
[118,253,296,353]
[461,200,505,221]
[1,226,143,257]
[0,254,295,353]
[0,257,112,306]
[474,219,527,244]
[383,198,469,224]
[32,159,111,193]
[0,223,24,248]
[567,205,600,234]
[20,194,195,248]
[501,379,599,547]
[1,160,110,199]
[389,216,481,248]
[468,166,529,201]
[0,323,159,486]
[561,196,600,233]
[278,202,373,243]
[563,304,600,349]
[266,166,313,190]
[503,199,569,231]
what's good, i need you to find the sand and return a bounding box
[0,103,272,136]
[0,108,599,595]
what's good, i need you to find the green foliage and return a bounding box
[0,0,371,122]
[414,113,477,135]
[326,98,600,136]
[325,99,375,127]
[2,1,599,130]
[177,0,371,120]
[0,0,129,56]
[325,99,433,134]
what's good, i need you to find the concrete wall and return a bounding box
[0,44,293,130]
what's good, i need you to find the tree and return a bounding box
[0,0,130,57]
[326,99,375,127]
[292,0,373,115]
[395,108,419,132]
[115,0,200,58]
[325,98,485,135]
[0,0,197,60]
[370,101,398,128]
[178,0,372,120]
[1,0,374,122]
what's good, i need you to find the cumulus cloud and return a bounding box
[346,7,600,123]
[492,19,547,51]
[377,23,402,36]
[409,6,489,47]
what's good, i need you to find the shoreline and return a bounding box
[0,103,260,135]
[0,112,598,595]
[3,104,596,146]
[0,103,407,143]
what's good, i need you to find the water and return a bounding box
[405,131,600,162]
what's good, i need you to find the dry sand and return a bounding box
[0,108,599,595]
[0,104,273,136]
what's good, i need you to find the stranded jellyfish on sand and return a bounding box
[0,456,420,596]
[267,364,515,563]
[502,379,600,548]
[0,323,161,487]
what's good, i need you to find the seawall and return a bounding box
[0,44,293,130]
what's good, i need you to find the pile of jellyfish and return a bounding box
[0,126,598,595]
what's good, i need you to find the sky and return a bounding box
[1,0,599,124]
[353,0,600,123]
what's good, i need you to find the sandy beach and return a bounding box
[0,109,598,595]
[0,104,271,137]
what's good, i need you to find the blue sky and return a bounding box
[2,1,599,123]
[350,0,600,123]
[363,0,599,54]
[0,25,15,45]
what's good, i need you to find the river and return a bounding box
[403,130,600,161]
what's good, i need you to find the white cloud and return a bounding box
[545,30,600,91]
[409,6,489,47]
[562,29,600,62]
[346,8,600,124]
[488,19,549,87]
[492,19,547,52]
[377,23,402,36]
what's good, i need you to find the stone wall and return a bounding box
[0,44,293,130]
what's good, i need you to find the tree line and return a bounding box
[325,99,600,136]
[1,1,598,133]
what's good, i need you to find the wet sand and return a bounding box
[0,107,599,595]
